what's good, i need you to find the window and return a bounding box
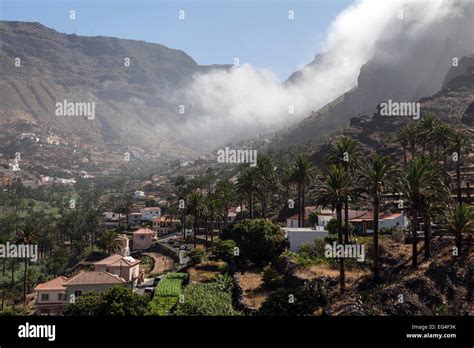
[40,293,49,301]
[58,293,67,302]
[74,290,83,298]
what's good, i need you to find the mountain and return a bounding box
[0,21,230,162]
[270,7,473,150]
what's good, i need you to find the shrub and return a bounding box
[221,219,287,266]
[187,249,207,266]
[261,263,284,290]
[64,286,149,316]
[259,280,327,316]
[214,239,237,263]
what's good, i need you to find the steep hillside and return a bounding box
[0,21,230,161]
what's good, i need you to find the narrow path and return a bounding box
[143,251,175,275]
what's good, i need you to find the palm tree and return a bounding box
[400,156,443,268]
[326,137,363,242]
[187,191,205,248]
[205,193,220,251]
[236,167,258,219]
[290,153,316,227]
[15,224,37,302]
[431,122,452,164]
[359,154,399,282]
[100,229,121,255]
[175,176,187,238]
[449,129,471,205]
[254,155,277,219]
[216,180,235,229]
[316,164,353,293]
[396,125,418,166]
[443,204,474,255]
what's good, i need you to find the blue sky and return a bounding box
[0,0,353,80]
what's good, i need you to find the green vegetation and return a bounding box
[187,249,207,266]
[64,286,149,316]
[174,275,241,316]
[148,272,188,316]
[222,219,287,266]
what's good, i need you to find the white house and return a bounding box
[350,212,407,234]
[140,207,161,221]
[134,190,145,199]
[283,227,328,252]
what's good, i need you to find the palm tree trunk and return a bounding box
[297,183,302,227]
[456,159,462,205]
[23,257,28,302]
[210,215,214,251]
[336,204,345,293]
[205,217,208,250]
[301,184,306,227]
[412,212,418,268]
[373,197,380,282]
[193,217,197,248]
[344,198,349,244]
[424,213,431,258]
[249,191,254,219]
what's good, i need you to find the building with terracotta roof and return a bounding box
[33,276,68,315]
[93,254,140,282]
[63,271,128,302]
[132,228,157,251]
[349,212,407,235]
[152,215,180,236]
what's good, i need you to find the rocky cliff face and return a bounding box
[0,21,230,160]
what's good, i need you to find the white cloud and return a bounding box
[173,0,473,150]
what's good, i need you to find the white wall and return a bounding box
[286,229,328,252]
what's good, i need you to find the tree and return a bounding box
[254,155,277,219]
[15,224,37,302]
[443,204,474,255]
[236,167,258,219]
[316,164,353,292]
[216,180,235,229]
[400,156,444,268]
[449,129,471,205]
[187,249,206,266]
[175,176,187,238]
[64,286,149,315]
[205,193,220,250]
[290,153,316,227]
[187,191,205,248]
[99,229,121,255]
[359,154,399,282]
[222,219,287,266]
[326,137,363,243]
[214,239,237,263]
[395,125,417,166]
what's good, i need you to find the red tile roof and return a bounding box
[63,271,126,286]
[34,276,68,291]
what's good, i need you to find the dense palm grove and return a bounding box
[0,114,472,315]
